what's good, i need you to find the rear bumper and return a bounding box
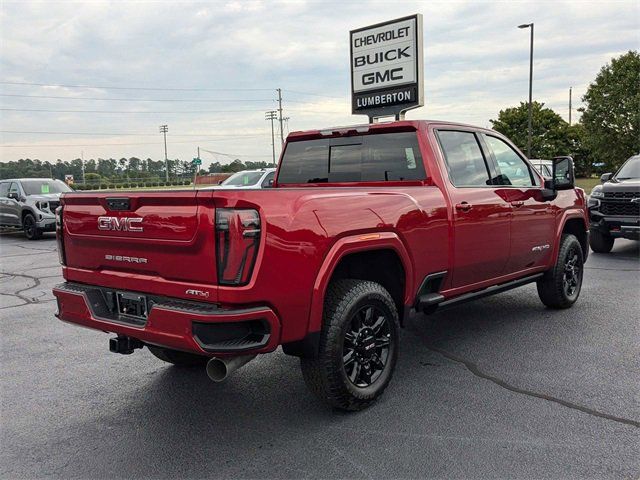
[52,282,281,356]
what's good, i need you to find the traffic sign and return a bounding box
[192,158,202,166]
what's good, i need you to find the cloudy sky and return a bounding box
[0,0,638,168]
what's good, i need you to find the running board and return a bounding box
[417,273,544,313]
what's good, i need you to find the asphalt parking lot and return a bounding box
[0,231,638,479]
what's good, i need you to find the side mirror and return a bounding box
[552,156,575,191]
[217,180,223,185]
[7,192,19,200]
[600,173,612,183]
[540,178,557,201]
[268,179,274,187]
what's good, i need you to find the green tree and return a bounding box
[208,162,222,173]
[566,124,592,177]
[490,101,574,159]
[222,159,246,173]
[580,50,640,171]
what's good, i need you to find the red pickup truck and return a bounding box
[53,120,588,410]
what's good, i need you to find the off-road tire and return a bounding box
[23,213,42,240]
[300,279,400,411]
[589,230,614,253]
[147,345,209,367]
[537,234,584,309]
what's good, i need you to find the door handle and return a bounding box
[510,201,525,208]
[455,202,472,212]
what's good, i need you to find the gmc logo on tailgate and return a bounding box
[98,216,143,232]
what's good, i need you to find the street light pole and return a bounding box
[159,124,169,182]
[518,23,534,158]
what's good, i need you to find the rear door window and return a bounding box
[277,132,426,184]
[436,130,491,187]
[0,182,9,197]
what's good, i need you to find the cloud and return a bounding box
[0,0,637,164]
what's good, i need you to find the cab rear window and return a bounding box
[277,132,426,184]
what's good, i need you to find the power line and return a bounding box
[0,93,276,103]
[0,107,267,114]
[283,89,344,99]
[0,130,267,137]
[0,107,349,114]
[0,80,273,92]
[0,137,270,147]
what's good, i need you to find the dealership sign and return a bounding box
[350,14,424,120]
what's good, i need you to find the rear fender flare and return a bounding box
[306,232,413,335]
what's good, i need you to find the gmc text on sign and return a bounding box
[350,14,423,120]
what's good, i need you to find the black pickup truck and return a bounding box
[588,154,640,252]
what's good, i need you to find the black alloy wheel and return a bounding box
[563,246,582,299]
[300,279,400,411]
[23,214,41,240]
[537,234,584,309]
[343,305,392,388]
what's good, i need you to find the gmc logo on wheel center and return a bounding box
[97,216,143,232]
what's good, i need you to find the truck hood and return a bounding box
[29,193,62,202]
[603,178,640,192]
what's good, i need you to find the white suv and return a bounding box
[215,168,276,189]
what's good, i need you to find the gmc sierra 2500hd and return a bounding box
[53,120,588,411]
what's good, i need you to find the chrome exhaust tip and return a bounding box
[206,354,256,382]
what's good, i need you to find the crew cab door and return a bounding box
[481,134,555,273]
[0,182,23,226]
[436,129,511,288]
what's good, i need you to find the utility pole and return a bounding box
[283,116,290,136]
[518,23,534,158]
[277,88,284,146]
[159,124,169,182]
[569,87,572,126]
[81,150,85,184]
[265,110,277,165]
[194,146,200,189]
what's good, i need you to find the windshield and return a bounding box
[21,179,72,195]
[614,155,640,180]
[221,171,264,186]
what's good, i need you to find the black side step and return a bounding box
[416,293,445,310]
[437,273,544,310]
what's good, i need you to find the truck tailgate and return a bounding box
[61,191,218,287]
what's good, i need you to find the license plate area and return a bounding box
[116,292,148,320]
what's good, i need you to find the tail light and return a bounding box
[215,209,261,285]
[55,206,66,265]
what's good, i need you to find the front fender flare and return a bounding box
[551,209,589,265]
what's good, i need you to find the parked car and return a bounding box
[529,159,553,178]
[53,120,588,411]
[214,168,276,189]
[0,178,71,239]
[588,154,640,252]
